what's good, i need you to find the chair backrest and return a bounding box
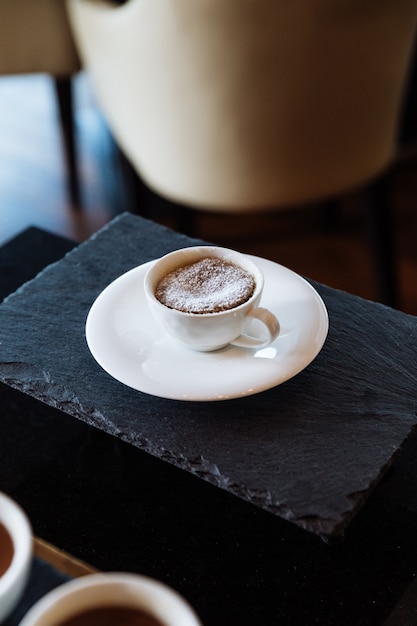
[0,0,80,76]
[67,0,417,210]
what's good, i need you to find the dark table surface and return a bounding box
[0,216,417,626]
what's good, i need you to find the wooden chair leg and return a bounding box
[53,76,81,207]
[321,198,342,231]
[114,142,199,236]
[114,144,153,216]
[363,175,399,309]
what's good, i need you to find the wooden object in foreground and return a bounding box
[33,537,97,578]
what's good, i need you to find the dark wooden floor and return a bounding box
[1,73,417,314]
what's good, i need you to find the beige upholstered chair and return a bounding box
[0,0,82,203]
[66,0,417,304]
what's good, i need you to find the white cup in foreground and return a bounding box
[0,491,32,622]
[145,246,280,351]
[18,572,202,626]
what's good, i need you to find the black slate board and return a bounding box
[0,212,416,538]
[382,574,417,625]
[0,226,75,302]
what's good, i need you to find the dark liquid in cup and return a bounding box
[0,522,14,576]
[56,606,165,626]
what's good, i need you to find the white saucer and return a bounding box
[85,255,329,401]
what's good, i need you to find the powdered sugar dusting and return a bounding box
[155,257,255,313]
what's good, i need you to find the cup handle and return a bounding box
[231,307,280,349]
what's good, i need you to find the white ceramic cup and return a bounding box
[18,572,202,626]
[0,491,32,622]
[144,246,280,351]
